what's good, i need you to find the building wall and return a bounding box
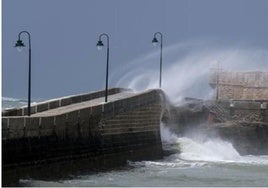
[210,70,268,100]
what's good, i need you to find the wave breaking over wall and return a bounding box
[114,41,268,104]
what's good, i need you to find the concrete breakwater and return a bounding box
[2,88,167,169]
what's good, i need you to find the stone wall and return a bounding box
[210,70,268,100]
[211,100,268,123]
[2,89,166,167]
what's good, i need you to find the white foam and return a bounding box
[160,124,268,165]
[2,97,22,102]
[127,158,207,169]
[178,137,242,162]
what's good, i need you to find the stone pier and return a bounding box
[2,88,168,168]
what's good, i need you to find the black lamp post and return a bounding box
[152,32,163,88]
[96,33,110,103]
[15,31,32,116]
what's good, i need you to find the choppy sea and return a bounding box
[2,97,268,187]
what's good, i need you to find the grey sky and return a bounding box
[3,0,268,99]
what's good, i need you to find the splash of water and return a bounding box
[160,124,268,165]
[114,41,268,104]
[177,137,241,162]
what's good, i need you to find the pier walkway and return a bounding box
[31,91,136,117]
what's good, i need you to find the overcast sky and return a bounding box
[3,0,268,99]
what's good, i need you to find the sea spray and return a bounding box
[115,41,268,104]
[160,123,179,144]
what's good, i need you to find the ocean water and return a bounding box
[2,97,29,110]
[3,98,268,187]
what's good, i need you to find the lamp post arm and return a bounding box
[154,32,163,45]
[18,31,31,49]
[99,33,109,48]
